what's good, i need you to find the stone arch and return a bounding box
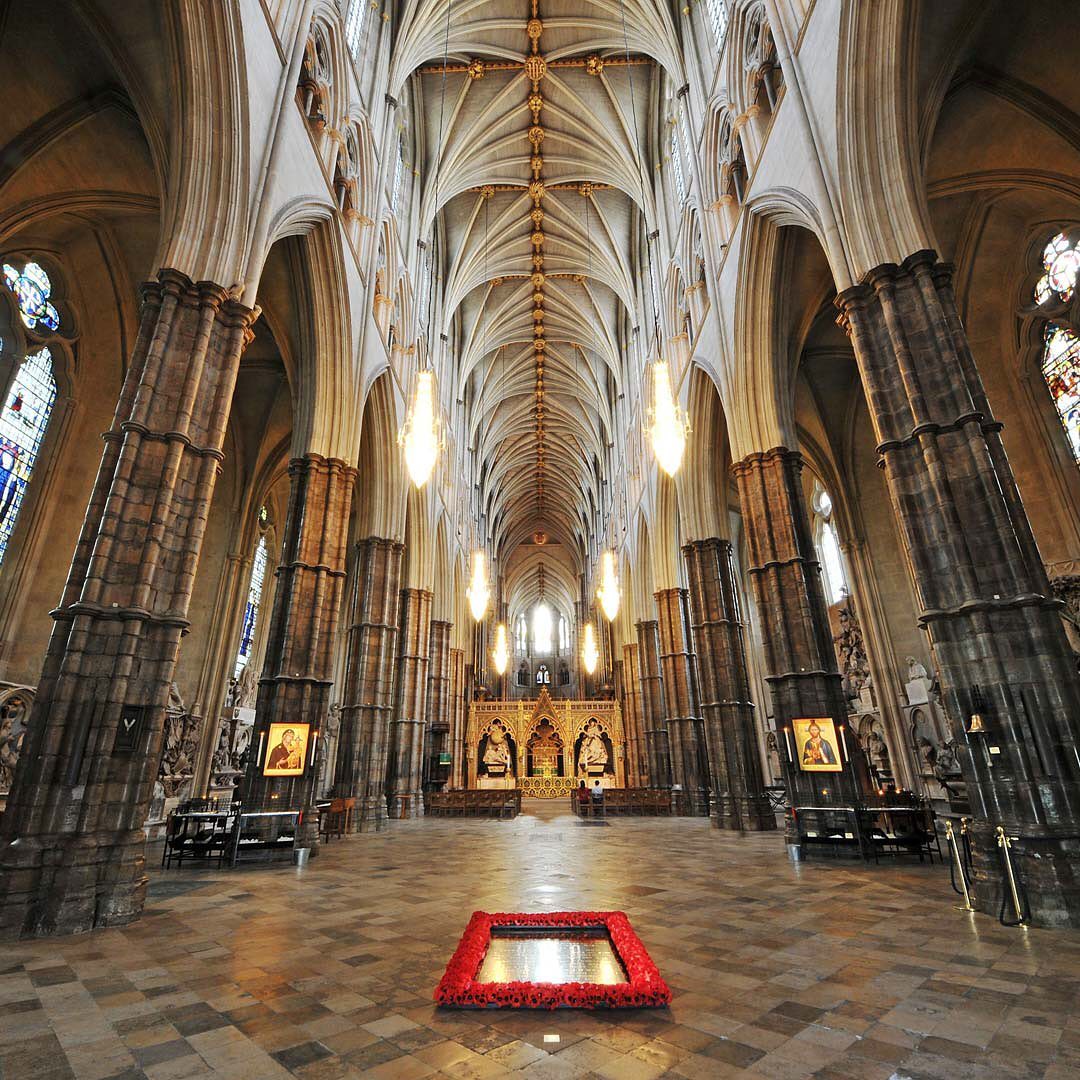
[835,0,937,277]
[680,364,730,543]
[354,371,407,542]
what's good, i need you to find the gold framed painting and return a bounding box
[793,717,843,772]
[262,722,310,777]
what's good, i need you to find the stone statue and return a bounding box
[906,656,928,682]
[916,735,937,774]
[225,664,257,712]
[159,684,200,797]
[483,723,512,773]
[578,720,609,774]
[866,727,890,777]
[834,600,872,709]
[0,694,29,791]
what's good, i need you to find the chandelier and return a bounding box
[492,622,509,675]
[582,622,599,675]
[399,370,441,487]
[596,549,620,622]
[466,549,491,622]
[647,359,689,477]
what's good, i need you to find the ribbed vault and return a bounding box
[400,0,673,601]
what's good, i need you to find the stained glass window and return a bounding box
[1034,232,1080,305]
[558,615,569,652]
[0,348,57,567]
[532,602,553,654]
[705,0,729,46]
[235,534,269,678]
[3,262,59,332]
[391,138,405,212]
[515,614,528,653]
[1041,323,1080,462]
[812,487,846,604]
[344,0,368,57]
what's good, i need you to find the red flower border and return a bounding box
[434,910,671,1009]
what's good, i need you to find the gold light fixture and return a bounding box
[582,622,599,675]
[466,549,491,622]
[492,622,509,675]
[597,550,621,622]
[647,359,689,477]
[399,369,441,488]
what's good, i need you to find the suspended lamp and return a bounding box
[597,549,621,622]
[582,622,599,675]
[466,549,490,622]
[492,622,509,675]
[399,370,441,487]
[647,359,689,477]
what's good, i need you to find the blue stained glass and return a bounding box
[1042,323,1080,462]
[3,262,60,332]
[0,348,57,566]
[235,535,269,678]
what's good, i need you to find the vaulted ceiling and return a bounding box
[394,0,681,606]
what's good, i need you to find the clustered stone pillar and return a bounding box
[732,447,868,826]
[425,619,452,787]
[684,538,775,830]
[0,270,255,937]
[448,646,466,788]
[654,588,709,815]
[621,642,647,786]
[241,456,354,843]
[333,537,403,830]
[838,251,1080,927]
[636,619,670,790]
[389,587,432,818]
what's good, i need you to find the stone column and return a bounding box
[655,588,709,815]
[621,642,646,786]
[448,646,465,788]
[837,251,1080,927]
[389,587,432,818]
[636,619,670,789]
[333,537,403,831]
[240,457,354,839]
[684,538,775,831]
[425,619,452,788]
[732,447,870,824]
[0,270,255,937]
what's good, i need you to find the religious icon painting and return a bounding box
[793,717,843,772]
[262,722,310,776]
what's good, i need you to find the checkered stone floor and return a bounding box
[1,800,1078,1079]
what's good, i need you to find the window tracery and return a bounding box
[704,0,729,47]
[0,260,61,569]
[235,532,269,679]
[344,0,368,57]
[812,487,846,604]
[670,125,687,204]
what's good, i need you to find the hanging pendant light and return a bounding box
[597,549,621,622]
[492,622,509,675]
[648,359,689,477]
[582,622,599,675]
[466,549,490,622]
[399,369,440,487]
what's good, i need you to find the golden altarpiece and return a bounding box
[466,689,626,798]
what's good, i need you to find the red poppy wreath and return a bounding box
[434,911,671,1009]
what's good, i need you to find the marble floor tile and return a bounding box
[0,801,1078,1078]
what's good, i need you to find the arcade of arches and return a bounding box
[1,0,1080,1073]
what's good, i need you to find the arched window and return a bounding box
[670,125,687,204]
[391,136,406,213]
[535,663,551,686]
[235,532,269,678]
[343,0,368,57]
[532,602,553,654]
[0,261,60,568]
[1033,233,1080,462]
[515,614,528,653]
[812,487,847,604]
[558,615,569,652]
[705,0,729,47]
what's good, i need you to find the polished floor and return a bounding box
[1,801,1078,1080]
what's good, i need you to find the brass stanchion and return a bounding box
[995,826,1030,927]
[945,819,975,912]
